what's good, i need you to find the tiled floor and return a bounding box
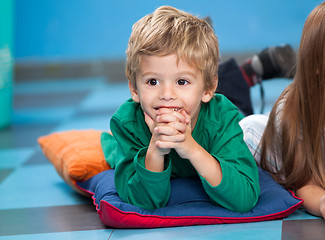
[0,76,324,239]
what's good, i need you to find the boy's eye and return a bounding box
[147,79,159,86]
[177,79,188,85]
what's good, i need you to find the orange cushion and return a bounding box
[38,130,111,195]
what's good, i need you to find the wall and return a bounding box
[0,0,14,127]
[15,0,322,63]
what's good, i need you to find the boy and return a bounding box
[101,6,260,212]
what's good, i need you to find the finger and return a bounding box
[157,111,186,124]
[144,112,156,133]
[155,141,172,151]
[154,125,179,136]
[157,108,185,118]
[157,114,180,124]
[180,110,191,125]
[155,136,186,149]
[155,122,186,135]
[156,133,186,143]
[168,121,186,133]
[167,121,187,133]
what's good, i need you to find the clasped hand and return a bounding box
[145,108,194,159]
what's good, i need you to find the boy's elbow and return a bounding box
[239,186,260,213]
[127,197,168,211]
[227,186,260,213]
[236,173,261,212]
[231,196,259,213]
[237,196,259,213]
[120,188,169,211]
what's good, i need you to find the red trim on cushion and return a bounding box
[98,196,303,228]
[76,183,101,212]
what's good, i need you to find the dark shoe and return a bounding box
[257,44,296,79]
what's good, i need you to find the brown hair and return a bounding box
[260,2,325,190]
[125,6,219,91]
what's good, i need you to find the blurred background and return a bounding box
[13,0,322,80]
[0,0,323,128]
[1,2,324,238]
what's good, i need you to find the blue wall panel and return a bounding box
[15,0,322,62]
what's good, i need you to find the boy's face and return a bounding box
[129,54,216,129]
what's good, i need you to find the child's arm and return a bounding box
[296,181,325,219]
[153,106,260,212]
[110,106,173,210]
[143,111,172,172]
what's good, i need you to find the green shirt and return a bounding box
[101,94,260,212]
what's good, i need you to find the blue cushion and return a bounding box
[77,168,303,228]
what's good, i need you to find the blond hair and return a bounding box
[126,6,219,90]
[260,2,325,190]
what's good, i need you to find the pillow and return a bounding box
[76,168,303,228]
[38,130,111,195]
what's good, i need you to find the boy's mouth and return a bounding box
[154,107,180,111]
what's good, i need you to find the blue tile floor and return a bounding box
[0,76,324,240]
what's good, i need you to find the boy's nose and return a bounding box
[160,84,176,100]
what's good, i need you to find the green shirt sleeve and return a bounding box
[109,100,172,210]
[195,96,260,212]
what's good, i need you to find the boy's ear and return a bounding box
[129,81,140,103]
[202,76,218,103]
